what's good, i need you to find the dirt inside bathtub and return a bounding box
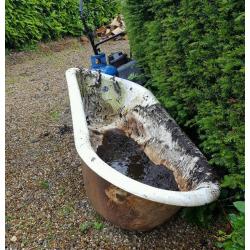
[96,129,179,191]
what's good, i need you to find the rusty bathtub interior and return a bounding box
[65,68,220,231]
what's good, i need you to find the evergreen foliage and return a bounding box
[6,0,120,49]
[122,0,244,191]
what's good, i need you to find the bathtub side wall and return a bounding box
[82,163,180,231]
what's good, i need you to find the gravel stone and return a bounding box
[10,236,17,242]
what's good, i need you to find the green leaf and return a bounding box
[93,221,104,230]
[79,222,92,233]
[233,201,245,214]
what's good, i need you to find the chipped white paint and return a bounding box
[65,68,220,207]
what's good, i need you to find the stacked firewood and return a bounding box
[95,15,126,40]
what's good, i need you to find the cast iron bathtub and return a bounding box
[65,68,220,231]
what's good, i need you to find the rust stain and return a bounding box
[81,78,219,229]
[105,186,128,204]
[82,165,180,231]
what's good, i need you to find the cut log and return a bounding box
[111,27,124,35]
[110,17,120,27]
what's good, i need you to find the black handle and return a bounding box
[79,0,84,17]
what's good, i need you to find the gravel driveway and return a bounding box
[6,38,221,249]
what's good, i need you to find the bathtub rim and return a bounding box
[65,67,220,207]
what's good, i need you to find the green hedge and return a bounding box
[122,0,244,192]
[6,0,120,49]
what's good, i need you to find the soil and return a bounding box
[96,129,179,191]
[6,37,222,249]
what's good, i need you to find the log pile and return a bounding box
[95,15,126,40]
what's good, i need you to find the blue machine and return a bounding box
[79,0,140,78]
[90,53,118,76]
